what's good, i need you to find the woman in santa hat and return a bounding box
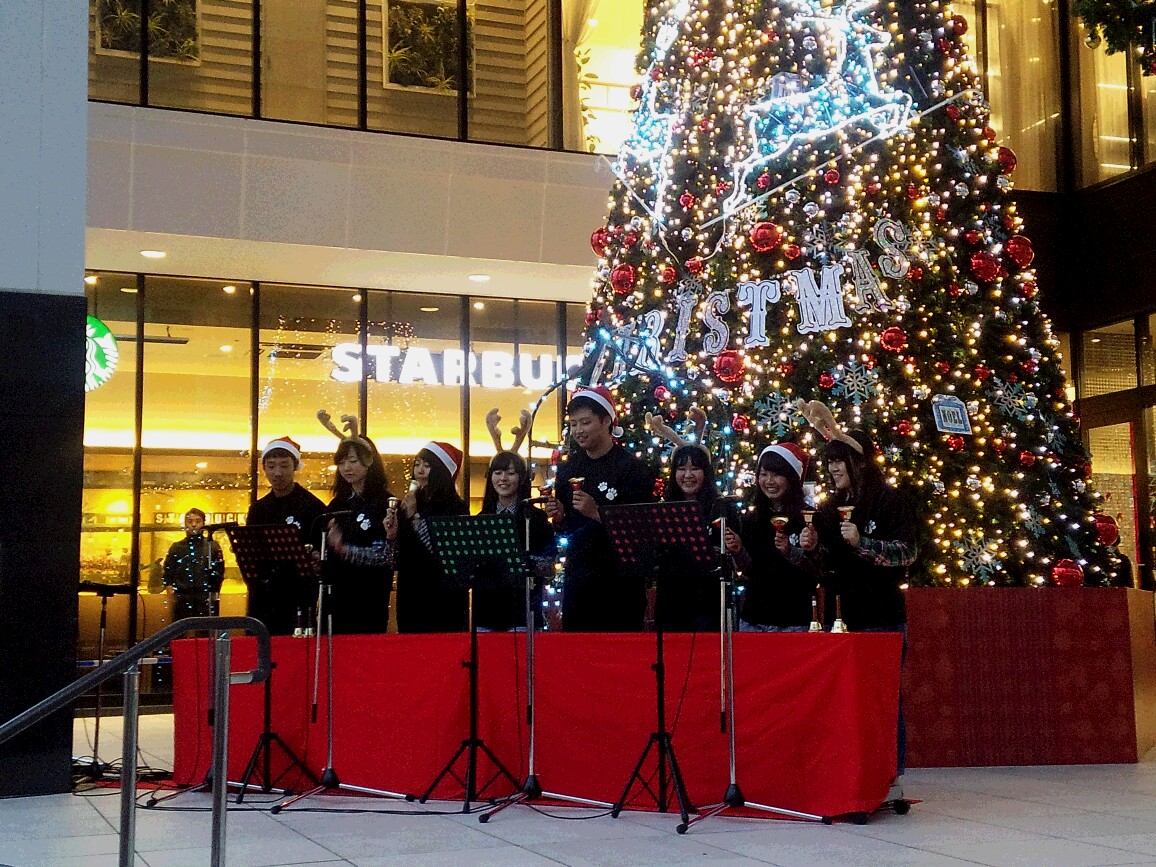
[388,441,469,633]
[724,443,818,631]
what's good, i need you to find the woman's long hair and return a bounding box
[332,438,389,501]
[824,430,882,508]
[415,448,466,513]
[749,447,806,520]
[480,450,531,514]
[665,445,719,512]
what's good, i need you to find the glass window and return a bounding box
[256,283,363,502]
[89,0,141,104]
[1088,422,1139,583]
[1079,321,1137,398]
[1073,30,1133,186]
[985,0,1062,191]
[564,0,643,154]
[470,0,551,147]
[1143,73,1156,167]
[140,275,254,625]
[147,0,254,115]
[261,0,344,125]
[1054,331,1075,402]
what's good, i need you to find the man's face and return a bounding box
[263,455,297,495]
[184,513,205,536]
[569,407,613,454]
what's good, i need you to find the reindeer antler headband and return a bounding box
[797,399,864,454]
[645,406,709,454]
[317,408,373,449]
[485,407,531,454]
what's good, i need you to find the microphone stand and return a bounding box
[272,510,407,813]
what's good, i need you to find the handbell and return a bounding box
[830,593,848,634]
[808,596,823,633]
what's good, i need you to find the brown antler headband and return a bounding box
[797,399,864,454]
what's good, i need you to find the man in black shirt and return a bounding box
[545,386,655,631]
[245,436,326,634]
[163,508,224,620]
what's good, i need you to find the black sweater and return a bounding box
[737,510,816,628]
[324,491,394,634]
[394,494,470,633]
[473,502,555,631]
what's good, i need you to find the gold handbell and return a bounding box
[830,594,848,634]
[808,596,823,633]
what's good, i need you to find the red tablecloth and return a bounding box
[172,632,901,818]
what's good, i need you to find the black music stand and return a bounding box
[411,514,522,812]
[224,524,319,802]
[603,500,717,826]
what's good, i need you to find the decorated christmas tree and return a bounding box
[577,0,1121,587]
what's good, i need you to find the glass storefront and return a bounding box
[82,270,582,656]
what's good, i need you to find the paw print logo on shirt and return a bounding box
[357,513,371,531]
[597,481,618,500]
[789,533,800,546]
[865,519,876,535]
[285,515,300,530]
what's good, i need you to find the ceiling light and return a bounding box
[473,301,486,310]
[140,250,166,259]
[1090,337,1102,344]
[420,306,440,313]
[588,17,598,26]
[84,275,98,286]
[468,274,491,283]
[195,462,208,469]
[222,285,237,295]
[119,286,138,294]
[352,293,362,303]
[219,344,233,353]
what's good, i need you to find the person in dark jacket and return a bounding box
[163,508,224,620]
[390,441,470,633]
[474,449,555,631]
[544,386,656,632]
[724,443,817,631]
[245,435,326,634]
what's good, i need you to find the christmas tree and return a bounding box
[578,0,1120,587]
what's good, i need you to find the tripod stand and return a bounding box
[676,539,830,833]
[77,581,133,780]
[412,514,522,812]
[271,514,407,813]
[479,505,612,823]
[603,501,717,826]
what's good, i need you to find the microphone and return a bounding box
[521,496,553,506]
[309,510,355,535]
[408,479,419,494]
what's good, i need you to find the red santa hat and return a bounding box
[758,442,809,482]
[572,385,624,438]
[424,441,464,481]
[261,435,302,466]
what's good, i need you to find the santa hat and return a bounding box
[424,441,463,480]
[261,435,302,466]
[759,442,809,482]
[572,385,624,437]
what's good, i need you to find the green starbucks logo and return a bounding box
[85,316,119,392]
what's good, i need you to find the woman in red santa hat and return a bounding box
[724,443,818,631]
[387,441,469,632]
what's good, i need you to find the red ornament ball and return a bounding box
[749,221,783,252]
[731,413,751,433]
[948,282,963,298]
[1022,358,1039,374]
[997,146,1018,174]
[908,266,924,282]
[584,308,600,327]
[880,326,908,352]
[756,173,771,190]
[610,264,636,295]
[983,126,997,142]
[935,360,951,375]
[660,265,677,284]
[686,257,704,275]
[946,435,964,451]
[653,477,666,499]
[1051,559,1084,587]
[974,364,992,382]
[824,168,841,185]
[937,37,952,53]
[946,104,961,121]
[818,372,835,389]
[623,230,639,249]
[679,192,697,209]
[590,227,610,257]
[970,250,1003,283]
[1094,513,1120,547]
[653,385,670,402]
[895,419,912,436]
[964,230,982,246]
[1006,235,1035,268]
[630,84,642,100]
[1018,450,1036,467]
[713,350,746,384]
[1021,280,1037,299]
[953,14,969,33]
[867,182,882,195]
[906,183,919,200]
[784,243,802,260]
[779,360,795,376]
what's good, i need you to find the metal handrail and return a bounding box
[0,616,272,867]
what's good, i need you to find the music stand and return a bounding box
[411,514,522,812]
[602,500,716,827]
[224,524,319,802]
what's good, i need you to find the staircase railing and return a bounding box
[0,616,271,867]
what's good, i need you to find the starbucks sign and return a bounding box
[85,315,119,392]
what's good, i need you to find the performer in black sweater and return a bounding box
[317,411,396,635]
[544,386,655,632]
[245,435,326,634]
[162,508,224,620]
[389,441,470,633]
[724,443,817,631]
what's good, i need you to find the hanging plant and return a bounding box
[1072,0,1156,74]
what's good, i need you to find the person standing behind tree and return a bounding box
[163,508,224,620]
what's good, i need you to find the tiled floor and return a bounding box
[3,716,1156,865]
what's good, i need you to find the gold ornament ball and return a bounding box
[1085,32,1102,49]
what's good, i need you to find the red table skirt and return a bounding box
[172,632,901,818]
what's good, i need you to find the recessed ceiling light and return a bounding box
[195,461,208,469]
[473,301,486,310]
[352,293,362,303]
[119,286,138,294]
[1090,337,1102,344]
[468,274,491,283]
[222,285,237,295]
[219,344,233,353]
[84,275,98,286]
[420,306,440,313]
[140,250,166,259]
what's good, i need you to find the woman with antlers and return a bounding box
[472,408,555,631]
[317,410,396,634]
